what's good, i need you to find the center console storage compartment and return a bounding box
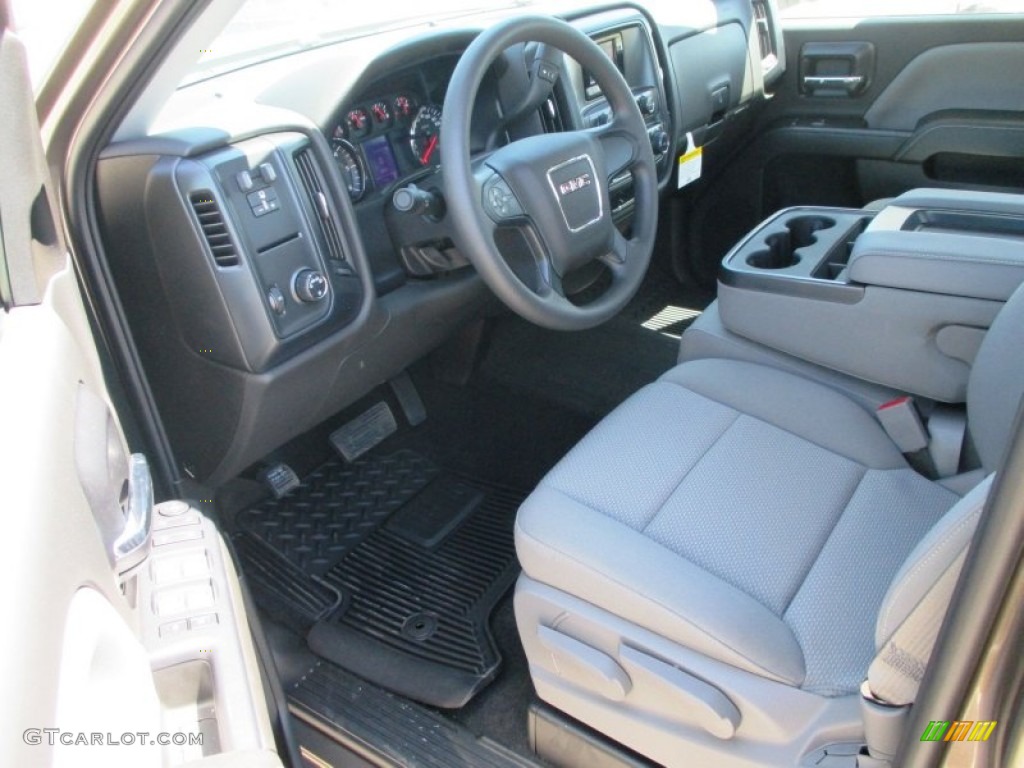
[717,189,1024,402]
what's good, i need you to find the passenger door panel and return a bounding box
[679,13,1024,281]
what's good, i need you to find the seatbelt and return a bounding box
[927,405,967,479]
[875,397,966,478]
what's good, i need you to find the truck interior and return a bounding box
[3,1,1024,767]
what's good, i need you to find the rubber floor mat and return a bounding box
[308,472,525,709]
[236,449,439,576]
[231,532,340,631]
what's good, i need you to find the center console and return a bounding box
[716,189,1024,402]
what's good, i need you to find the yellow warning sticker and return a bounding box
[677,132,703,189]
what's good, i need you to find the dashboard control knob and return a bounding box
[649,128,670,156]
[637,92,657,117]
[293,269,328,303]
[266,284,286,315]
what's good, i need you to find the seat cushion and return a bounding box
[516,359,958,696]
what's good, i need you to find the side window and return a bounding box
[779,0,1024,20]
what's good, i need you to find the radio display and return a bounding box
[363,136,399,187]
[584,34,624,100]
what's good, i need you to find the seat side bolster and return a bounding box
[875,474,992,648]
[662,359,907,469]
[515,486,807,687]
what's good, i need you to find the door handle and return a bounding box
[113,453,154,569]
[802,75,865,94]
[799,42,874,97]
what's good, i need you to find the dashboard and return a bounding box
[96,1,785,486]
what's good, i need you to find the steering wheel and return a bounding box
[442,16,658,331]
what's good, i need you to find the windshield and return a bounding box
[187,0,533,83]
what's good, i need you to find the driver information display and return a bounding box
[363,136,400,187]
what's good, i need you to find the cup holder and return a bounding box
[746,215,836,270]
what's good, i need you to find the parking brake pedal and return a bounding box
[260,462,301,499]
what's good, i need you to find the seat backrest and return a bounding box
[968,280,1024,472]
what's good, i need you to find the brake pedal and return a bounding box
[389,371,427,427]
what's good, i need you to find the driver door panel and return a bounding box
[0,9,283,766]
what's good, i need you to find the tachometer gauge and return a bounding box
[409,104,442,167]
[332,140,367,202]
[346,108,371,139]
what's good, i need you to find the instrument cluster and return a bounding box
[331,89,443,203]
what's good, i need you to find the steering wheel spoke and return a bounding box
[601,229,637,282]
[589,117,641,181]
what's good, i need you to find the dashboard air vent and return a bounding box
[294,147,348,269]
[189,192,238,267]
[752,1,778,72]
[539,96,565,134]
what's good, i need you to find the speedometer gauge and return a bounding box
[409,104,442,167]
[332,140,366,202]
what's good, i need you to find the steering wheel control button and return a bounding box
[266,284,286,315]
[293,269,329,303]
[546,155,603,232]
[483,176,523,221]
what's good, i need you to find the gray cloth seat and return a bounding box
[514,284,1024,767]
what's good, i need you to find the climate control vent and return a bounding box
[539,97,565,134]
[294,147,349,270]
[189,191,238,267]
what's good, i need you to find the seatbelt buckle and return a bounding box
[876,397,929,454]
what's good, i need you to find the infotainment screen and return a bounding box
[363,136,399,187]
[584,34,624,100]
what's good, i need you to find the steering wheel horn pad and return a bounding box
[485,132,614,277]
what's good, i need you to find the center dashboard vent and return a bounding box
[752,0,778,72]
[539,96,565,134]
[294,147,349,270]
[189,191,238,267]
